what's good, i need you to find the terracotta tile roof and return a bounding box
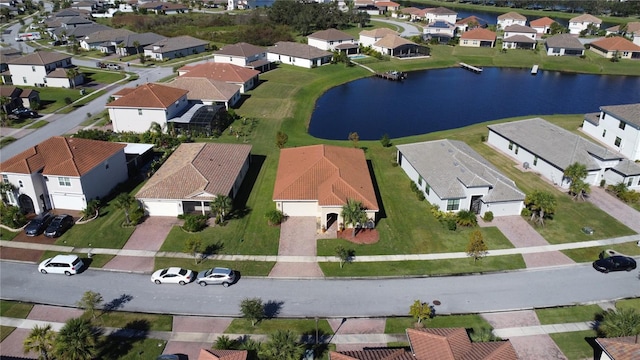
[166,77,240,102]
[112,87,136,98]
[595,336,640,360]
[329,348,414,359]
[530,16,556,27]
[591,36,640,51]
[178,62,259,83]
[46,68,69,78]
[360,28,398,39]
[273,145,379,211]
[427,6,457,15]
[407,328,517,360]
[373,34,417,49]
[460,28,496,41]
[400,7,421,15]
[214,42,266,58]
[0,136,125,176]
[198,348,248,360]
[136,143,251,200]
[267,41,333,60]
[308,28,354,41]
[374,1,400,7]
[7,51,70,65]
[145,35,208,54]
[497,11,526,21]
[570,13,602,24]
[106,83,188,109]
[607,21,640,35]
[456,15,485,26]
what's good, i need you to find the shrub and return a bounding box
[446,218,457,231]
[129,206,145,226]
[600,179,606,188]
[410,181,418,193]
[521,207,531,217]
[182,214,208,232]
[415,191,425,201]
[265,209,285,226]
[380,133,391,147]
[482,211,494,222]
[64,97,72,105]
[0,203,27,228]
[456,210,478,227]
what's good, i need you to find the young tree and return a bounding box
[275,131,288,149]
[409,300,433,325]
[524,190,557,226]
[54,318,97,360]
[259,329,304,360]
[114,192,135,225]
[76,290,103,321]
[240,298,264,326]
[23,324,55,360]
[563,162,589,201]
[184,236,203,264]
[466,229,488,263]
[335,245,354,268]
[599,308,640,337]
[348,131,359,148]
[341,198,367,237]
[380,133,391,147]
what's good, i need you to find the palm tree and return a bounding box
[341,198,367,236]
[114,192,135,225]
[599,308,640,337]
[65,68,79,88]
[213,335,238,350]
[524,190,557,226]
[563,162,589,200]
[54,318,97,360]
[259,329,304,360]
[23,324,55,360]
[211,194,232,224]
[132,40,140,55]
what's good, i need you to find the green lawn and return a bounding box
[535,305,602,325]
[0,326,15,342]
[39,251,114,268]
[550,330,597,360]
[31,87,91,114]
[154,257,274,276]
[97,337,165,360]
[224,318,334,335]
[79,67,127,84]
[615,298,640,311]
[0,300,34,318]
[385,314,491,333]
[0,229,20,240]
[561,242,640,263]
[96,311,173,332]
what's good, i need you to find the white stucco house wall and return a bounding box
[358,28,398,48]
[107,83,189,133]
[5,51,82,88]
[545,34,585,56]
[143,35,208,61]
[488,117,640,191]
[136,143,251,217]
[397,140,525,217]
[212,42,271,72]
[568,13,602,35]
[582,103,640,161]
[424,7,457,24]
[307,28,357,51]
[497,11,527,29]
[502,24,538,49]
[0,137,128,214]
[266,41,333,68]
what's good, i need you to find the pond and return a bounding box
[308,67,640,140]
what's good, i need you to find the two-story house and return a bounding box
[5,51,83,88]
[177,62,259,93]
[502,24,537,49]
[424,6,457,24]
[582,103,640,161]
[568,13,602,35]
[497,11,527,29]
[213,42,271,73]
[307,28,358,54]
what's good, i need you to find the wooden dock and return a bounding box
[460,62,483,73]
[531,64,539,75]
[375,70,406,81]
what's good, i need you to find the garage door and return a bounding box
[142,201,181,217]
[51,193,86,211]
[281,201,317,217]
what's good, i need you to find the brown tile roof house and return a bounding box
[570,13,602,24]
[360,28,398,39]
[177,62,259,91]
[497,11,527,21]
[461,28,496,41]
[273,144,379,211]
[1,136,125,177]
[607,21,640,35]
[595,336,640,360]
[136,143,252,215]
[108,83,188,109]
[6,51,70,65]
[198,348,247,360]
[308,28,354,42]
[590,36,640,59]
[165,76,240,108]
[503,24,536,34]
[267,41,333,60]
[530,16,556,28]
[374,34,418,50]
[330,328,517,360]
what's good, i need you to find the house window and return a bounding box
[418,176,423,186]
[58,177,71,187]
[602,129,606,137]
[138,109,143,115]
[628,178,634,187]
[463,40,468,45]
[425,183,430,195]
[619,121,626,130]
[2,175,8,183]
[533,156,538,166]
[446,199,460,211]
[508,141,513,150]
[32,66,36,72]
[23,77,27,84]
[623,51,629,57]
[515,145,519,154]
[615,136,622,147]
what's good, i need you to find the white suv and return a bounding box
[38,255,84,276]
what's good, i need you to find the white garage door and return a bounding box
[51,193,86,211]
[281,201,317,217]
[143,201,181,217]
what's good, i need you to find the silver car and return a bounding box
[196,267,235,287]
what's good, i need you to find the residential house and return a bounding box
[372,34,420,57]
[198,348,247,360]
[109,32,166,56]
[0,136,128,214]
[143,35,208,61]
[589,36,640,60]
[545,33,584,56]
[395,6,421,20]
[52,23,111,42]
[568,13,602,35]
[497,11,527,29]
[354,0,382,16]
[71,0,98,12]
[177,62,259,93]
[487,118,640,191]
[165,76,241,109]
[0,86,40,111]
[307,28,358,54]
[373,1,399,15]
[455,15,487,33]
[107,83,189,133]
[423,20,456,42]
[594,336,640,360]
[330,327,517,360]
[5,51,83,88]
[424,6,457,24]
[358,28,398,48]
[582,103,640,161]
[213,42,271,72]
[139,1,188,14]
[79,28,135,52]
[606,21,640,46]
[459,28,496,48]
[530,16,557,35]
[273,144,379,231]
[502,24,537,49]
[0,47,21,72]
[136,143,251,216]
[266,41,333,68]
[397,140,524,217]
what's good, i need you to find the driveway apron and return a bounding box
[328,318,387,351]
[103,216,179,272]
[269,217,323,278]
[587,187,640,234]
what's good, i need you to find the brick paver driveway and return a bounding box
[588,187,640,234]
[269,217,323,278]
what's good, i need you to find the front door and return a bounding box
[470,195,482,215]
[18,194,35,214]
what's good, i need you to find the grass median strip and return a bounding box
[154,257,275,276]
[224,318,334,335]
[385,314,491,333]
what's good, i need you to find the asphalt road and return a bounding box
[2,261,638,317]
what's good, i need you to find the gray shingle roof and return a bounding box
[583,112,600,126]
[545,34,584,50]
[504,24,537,33]
[396,139,525,202]
[267,41,332,60]
[308,28,354,41]
[601,103,640,129]
[488,118,622,171]
[145,35,208,53]
[214,42,266,58]
[612,159,640,176]
[503,34,536,43]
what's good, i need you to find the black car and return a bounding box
[11,108,38,119]
[44,214,74,238]
[592,255,637,273]
[24,213,53,236]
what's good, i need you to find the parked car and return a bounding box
[38,254,84,276]
[592,255,637,273]
[196,267,236,287]
[44,214,74,238]
[151,267,194,285]
[106,63,121,70]
[24,213,53,236]
[11,108,38,119]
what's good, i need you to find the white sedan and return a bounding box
[150,267,194,285]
